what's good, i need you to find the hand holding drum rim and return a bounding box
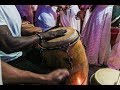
[36,29,67,42]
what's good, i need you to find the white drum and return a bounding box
[90,68,120,85]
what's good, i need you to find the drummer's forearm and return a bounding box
[21,28,34,36]
[1,61,48,84]
[0,25,40,54]
[1,35,39,53]
[0,25,39,53]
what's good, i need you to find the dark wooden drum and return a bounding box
[39,27,89,85]
[90,68,120,85]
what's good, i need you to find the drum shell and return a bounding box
[90,74,101,85]
[40,40,89,85]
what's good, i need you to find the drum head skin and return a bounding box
[41,27,79,48]
[90,68,120,85]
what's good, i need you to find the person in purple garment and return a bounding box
[16,5,38,24]
[107,32,120,70]
[35,5,58,32]
[81,5,114,66]
[78,5,92,32]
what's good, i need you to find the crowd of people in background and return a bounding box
[0,5,120,85]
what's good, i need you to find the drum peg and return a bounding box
[66,49,73,70]
[69,57,73,70]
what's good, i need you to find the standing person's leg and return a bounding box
[26,5,34,24]
[82,9,91,32]
[99,6,113,65]
[31,5,38,25]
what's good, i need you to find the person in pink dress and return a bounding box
[57,5,81,33]
[107,32,120,70]
[81,5,114,66]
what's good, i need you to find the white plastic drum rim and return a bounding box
[94,68,120,85]
[90,73,95,85]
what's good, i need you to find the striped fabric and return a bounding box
[81,5,113,66]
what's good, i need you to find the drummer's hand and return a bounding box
[37,29,67,41]
[46,69,69,85]
[22,21,30,25]
[29,27,43,33]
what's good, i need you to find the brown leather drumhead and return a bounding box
[41,27,80,48]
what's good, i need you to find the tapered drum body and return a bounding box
[40,27,88,85]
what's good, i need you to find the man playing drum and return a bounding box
[0,5,69,85]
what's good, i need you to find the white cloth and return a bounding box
[0,58,3,85]
[82,8,91,31]
[32,5,38,11]
[107,32,120,70]
[0,5,22,62]
[81,5,113,65]
[60,5,81,33]
[35,5,57,31]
